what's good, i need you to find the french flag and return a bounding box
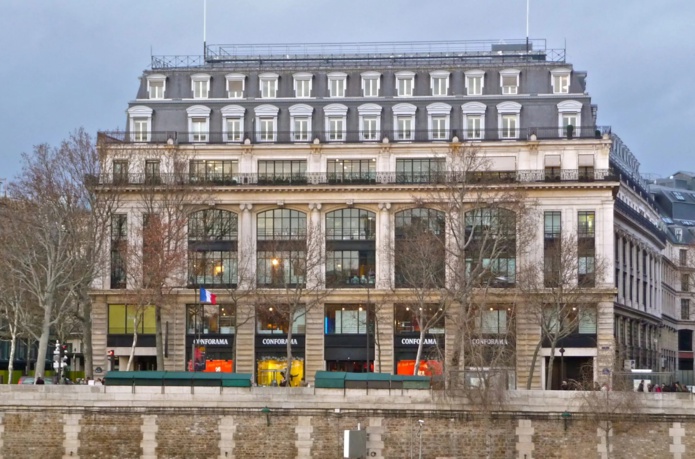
[200,287,217,304]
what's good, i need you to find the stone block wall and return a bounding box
[1,387,695,458]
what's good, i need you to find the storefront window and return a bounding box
[108,305,156,334]
[325,304,373,334]
[394,304,444,334]
[256,305,306,334]
[188,209,238,288]
[326,209,376,288]
[186,304,236,335]
[394,208,446,288]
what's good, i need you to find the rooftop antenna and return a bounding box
[525,0,530,52]
[203,0,207,60]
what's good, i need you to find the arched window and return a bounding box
[394,208,446,288]
[464,207,516,287]
[188,210,238,287]
[256,209,307,287]
[325,209,376,287]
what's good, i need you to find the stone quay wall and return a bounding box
[1,385,695,459]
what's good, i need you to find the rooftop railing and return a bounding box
[91,168,617,188]
[151,39,565,69]
[98,126,611,146]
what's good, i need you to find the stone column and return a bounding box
[238,203,255,290]
[375,302,394,374]
[235,302,256,375]
[307,203,323,290]
[596,301,615,386]
[376,202,392,290]
[616,234,624,302]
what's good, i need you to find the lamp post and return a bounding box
[559,347,566,386]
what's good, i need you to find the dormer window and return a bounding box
[465,70,484,96]
[461,102,486,140]
[191,73,211,99]
[500,69,520,95]
[293,72,313,98]
[497,101,522,139]
[225,73,245,98]
[147,74,166,99]
[254,104,279,142]
[551,68,571,94]
[328,72,347,98]
[361,71,381,97]
[358,104,382,141]
[395,71,415,97]
[187,105,211,143]
[557,100,582,138]
[128,106,153,142]
[221,105,245,142]
[259,73,279,99]
[430,71,450,96]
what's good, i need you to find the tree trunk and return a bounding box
[155,306,165,370]
[8,332,17,384]
[414,326,426,376]
[546,343,557,390]
[285,319,294,387]
[34,297,54,380]
[82,299,94,379]
[127,329,138,372]
[526,340,543,389]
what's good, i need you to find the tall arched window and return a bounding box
[188,209,238,287]
[256,209,307,287]
[464,207,516,287]
[325,209,376,287]
[394,208,446,288]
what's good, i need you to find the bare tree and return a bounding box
[410,145,536,395]
[4,145,90,380]
[517,231,607,390]
[0,216,29,383]
[579,357,643,459]
[254,215,330,385]
[389,211,449,375]
[118,145,196,370]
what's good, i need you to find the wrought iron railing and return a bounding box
[91,168,618,187]
[150,39,565,69]
[98,126,611,146]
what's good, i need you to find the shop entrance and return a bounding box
[546,356,594,389]
[326,360,373,373]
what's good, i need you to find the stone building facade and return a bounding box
[89,38,671,389]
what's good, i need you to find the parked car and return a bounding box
[17,376,53,385]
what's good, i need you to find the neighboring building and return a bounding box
[649,178,695,376]
[91,38,659,389]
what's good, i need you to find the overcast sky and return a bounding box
[1,0,693,184]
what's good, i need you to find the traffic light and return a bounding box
[107,350,114,361]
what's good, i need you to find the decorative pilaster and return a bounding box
[218,416,237,459]
[141,415,158,459]
[63,413,82,459]
[374,302,394,374]
[238,203,255,290]
[295,416,313,458]
[307,203,323,290]
[376,203,392,290]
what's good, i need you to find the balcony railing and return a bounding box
[92,168,618,187]
[98,126,611,146]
